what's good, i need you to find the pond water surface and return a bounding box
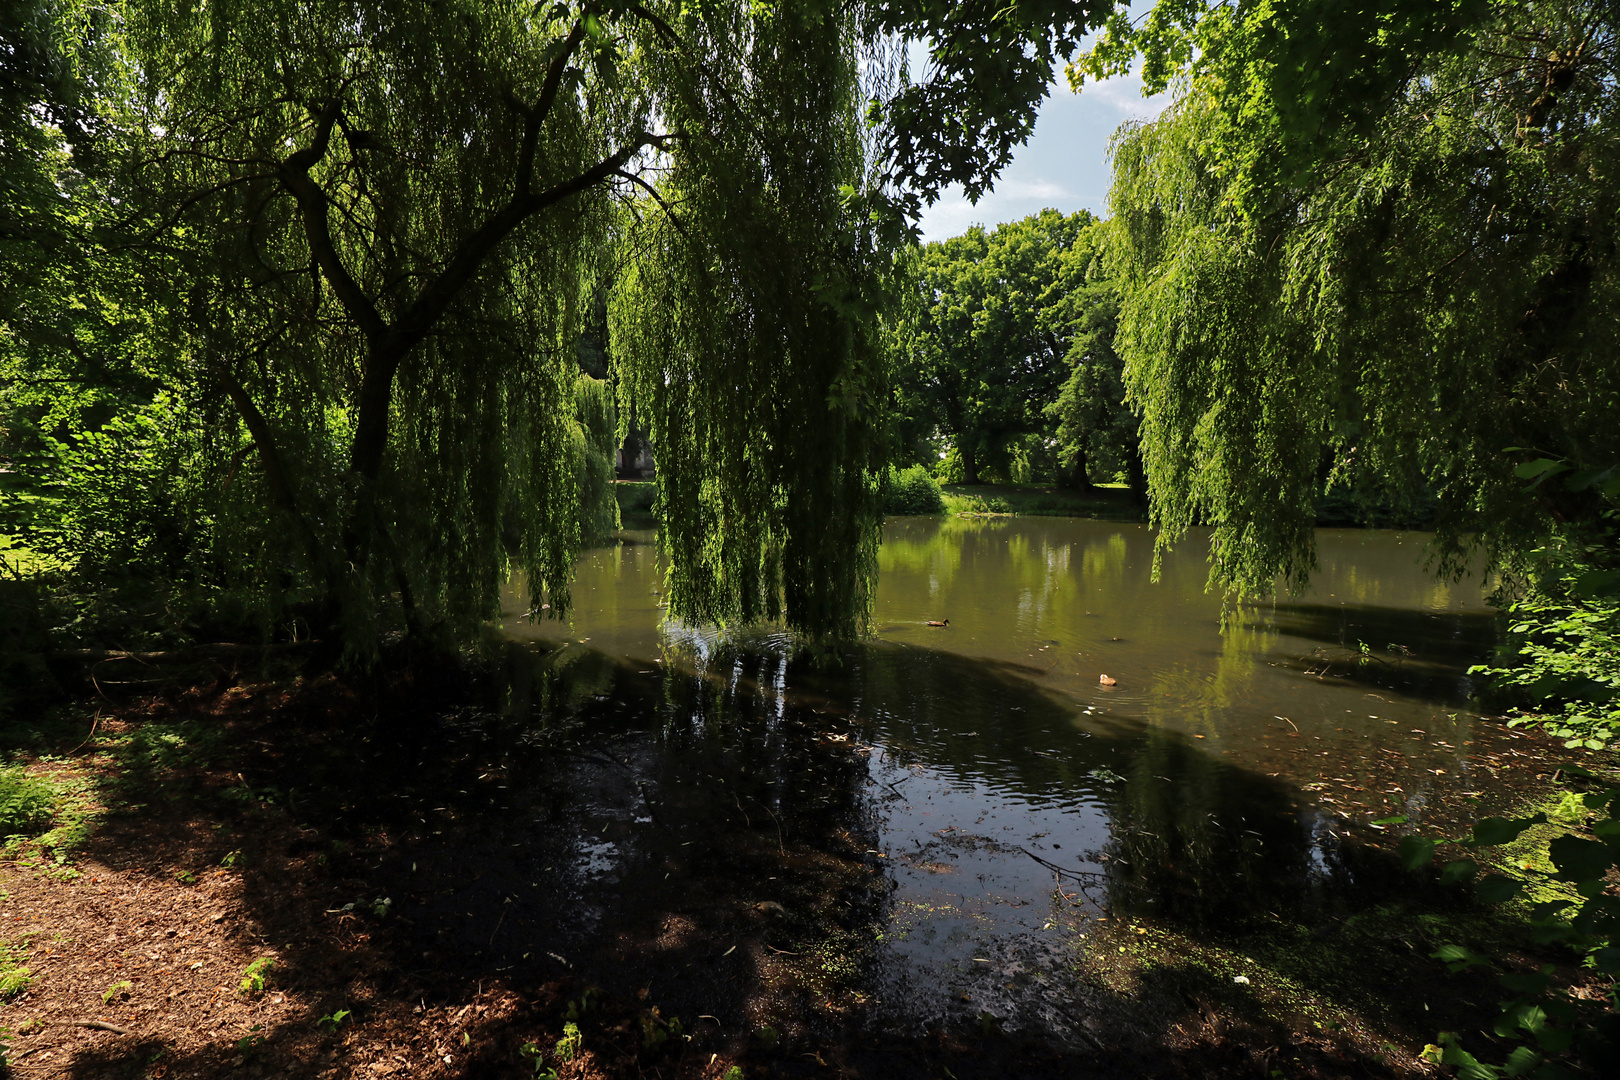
[468,516,1542,1047]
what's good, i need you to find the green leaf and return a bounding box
[1399,834,1437,870]
[1569,568,1620,597]
[1440,858,1478,885]
[1498,970,1552,994]
[1475,874,1522,903]
[1514,458,1568,480]
[1441,1038,1501,1079]
[1547,835,1614,882]
[1434,942,1490,971]
[1465,815,1545,847]
[1502,1045,1543,1077]
[1589,946,1620,974]
[1529,900,1573,921]
[1370,814,1408,825]
[1506,1001,1549,1035]
[1563,466,1613,493]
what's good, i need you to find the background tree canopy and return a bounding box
[894,209,1092,485]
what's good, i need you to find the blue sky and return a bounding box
[914,6,1169,243]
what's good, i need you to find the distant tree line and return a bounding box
[888,209,1143,501]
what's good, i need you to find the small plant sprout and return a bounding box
[520,1040,559,1078]
[317,1008,351,1032]
[563,986,597,1021]
[0,943,32,999]
[101,980,133,1005]
[555,1021,583,1062]
[238,957,275,995]
[639,1007,684,1049]
[235,1025,265,1059]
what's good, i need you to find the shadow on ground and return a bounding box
[0,633,1559,1079]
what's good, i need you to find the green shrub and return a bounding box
[614,481,658,516]
[882,466,945,515]
[0,941,32,998]
[1405,771,1619,1077]
[0,766,55,836]
[1472,570,1620,751]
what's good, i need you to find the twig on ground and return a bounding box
[60,1020,130,1034]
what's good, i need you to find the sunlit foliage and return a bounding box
[609,1,891,642]
[1105,0,1620,596]
[894,209,1092,485]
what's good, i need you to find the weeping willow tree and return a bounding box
[1097,0,1620,596]
[609,3,891,641]
[7,0,1129,652]
[74,0,916,652]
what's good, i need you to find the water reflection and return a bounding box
[485,516,1509,1040]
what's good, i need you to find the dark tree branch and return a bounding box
[614,167,691,242]
[518,19,592,196]
[215,365,330,585]
[275,94,388,344]
[390,134,659,353]
[344,130,660,556]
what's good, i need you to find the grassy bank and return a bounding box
[615,478,1146,525]
[941,482,1143,520]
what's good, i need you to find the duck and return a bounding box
[1098,673,1117,686]
[926,619,950,627]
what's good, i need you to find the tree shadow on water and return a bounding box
[1253,600,1498,706]
[46,636,1519,1079]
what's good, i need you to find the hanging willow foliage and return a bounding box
[10,0,1114,652]
[60,0,906,653]
[610,2,891,643]
[1108,0,1620,597]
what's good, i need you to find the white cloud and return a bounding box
[908,0,1174,242]
[1067,71,1168,122]
[914,65,1171,243]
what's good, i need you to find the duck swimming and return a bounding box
[926,619,949,627]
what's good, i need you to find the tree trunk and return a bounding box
[961,443,980,485]
[1062,443,1096,492]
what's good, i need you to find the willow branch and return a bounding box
[275,94,388,343]
[624,2,743,118]
[215,366,328,579]
[613,167,690,242]
[392,133,659,350]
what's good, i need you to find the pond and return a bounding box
[444,515,1545,1050]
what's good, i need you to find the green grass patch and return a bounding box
[0,940,33,999]
[0,765,57,836]
[0,759,102,868]
[941,483,1142,520]
[0,533,66,576]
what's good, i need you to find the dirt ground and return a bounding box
[0,665,1611,1079]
